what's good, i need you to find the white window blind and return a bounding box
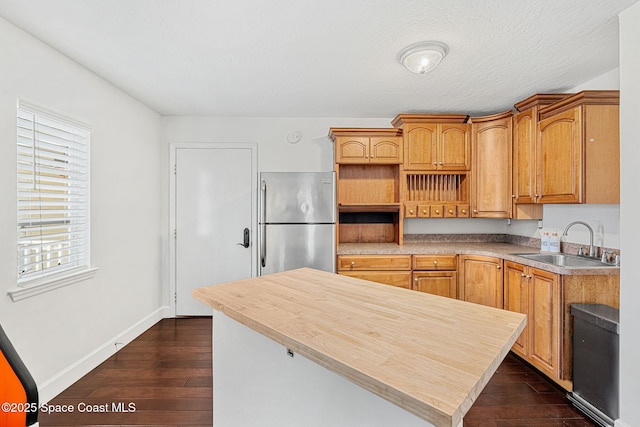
[17,101,90,284]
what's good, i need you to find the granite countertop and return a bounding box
[193,268,527,427]
[338,241,620,276]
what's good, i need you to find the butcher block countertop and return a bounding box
[193,267,526,427]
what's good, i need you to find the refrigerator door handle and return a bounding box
[260,180,267,268]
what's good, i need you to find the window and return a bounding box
[16,100,91,286]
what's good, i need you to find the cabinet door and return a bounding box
[537,108,582,203]
[339,271,412,289]
[370,137,402,164]
[458,255,503,308]
[513,108,537,204]
[335,137,370,164]
[404,124,437,170]
[412,271,457,298]
[528,268,561,379]
[503,261,529,358]
[440,124,470,170]
[471,116,512,218]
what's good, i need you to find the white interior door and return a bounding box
[173,144,256,316]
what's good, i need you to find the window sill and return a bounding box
[8,267,98,302]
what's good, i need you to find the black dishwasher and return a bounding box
[568,303,619,427]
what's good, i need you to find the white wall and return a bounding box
[618,3,640,426]
[0,17,164,402]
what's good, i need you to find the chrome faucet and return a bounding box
[562,221,596,258]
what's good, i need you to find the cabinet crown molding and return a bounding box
[469,110,513,123]
[328,127,402,141]
[391,114,469,128]
[514,94,574,112]
[538,90,620,119]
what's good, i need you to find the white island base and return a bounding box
[213,311,449,427]
[194,269,525,427]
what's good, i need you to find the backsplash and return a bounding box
[404,233,620,259]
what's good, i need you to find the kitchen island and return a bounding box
[193,268,526,427]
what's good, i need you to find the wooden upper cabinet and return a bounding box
[335,136,369,163]
[470,111,512,218]
[403,123,437,170]
[537,108,582,203]
[513,109,536,203]
[391,114,470,171]
[330,128,403,164]
[369,137,403,163]
[440,124,471,170]
[512,94,571,206]
[536,90,620,204]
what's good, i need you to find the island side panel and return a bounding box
[212,311,441,427]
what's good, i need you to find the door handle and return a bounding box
[237,228,250,248]
[260,180,267,267]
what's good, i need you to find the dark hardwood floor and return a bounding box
[39,317,213,427]
[39,317,595,427]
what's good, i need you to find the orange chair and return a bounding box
[0,324,38,426]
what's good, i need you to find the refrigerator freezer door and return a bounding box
[261,172,335,224]
[260,224,336,275]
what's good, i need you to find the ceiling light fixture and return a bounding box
[397,41,449,75]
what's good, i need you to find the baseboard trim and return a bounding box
[38,306,170,403]
[615,420,631,427]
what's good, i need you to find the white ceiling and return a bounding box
[0,0,637,118]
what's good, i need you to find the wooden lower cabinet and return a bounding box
[339,271,412,289]
[337,255,412,289]
[412,254,458,298]
[504,261,561,381]
[338,252,620,391]
[412,271,457,298]
[503,261,620,391]
[458,255,503,308]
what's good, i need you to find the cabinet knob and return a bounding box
[409,209,414,214]
[521,273,526,277]
[350,261,355,267]
[461,209,467,214]
[422,210,427,214]
[414,278,418,282]
[512,194,516,198]
[433,260,438,265]
[435,210,440,214]
[473,209,478,213]
[433,162,438,165]
[448,209,454,214]
[496,265,501,269]
[526,275,532,279]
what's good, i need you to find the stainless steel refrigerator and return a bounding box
[259,172,336,275]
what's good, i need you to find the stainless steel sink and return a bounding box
[514,253,616,268]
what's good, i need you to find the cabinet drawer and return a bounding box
[405,204,417,218]
[457,204,470,217]
[339,271,412,289]
[444,204,458,218]
[413,254,457,270]
[337,255,412,271]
